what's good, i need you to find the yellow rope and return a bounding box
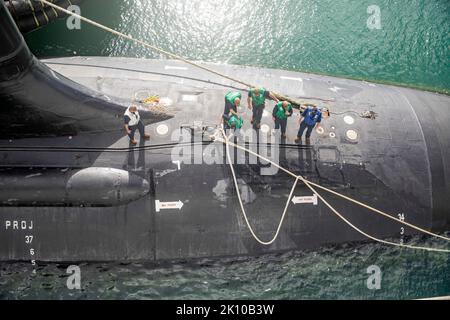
[218,129,449,253]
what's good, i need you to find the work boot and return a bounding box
[294,136,302,144]
[305,137,311,145]
[281,133,287,139]
[130,139,138,146]
[144,133,150,140]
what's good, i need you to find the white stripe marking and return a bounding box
[25,173,43,179]
[165,65,188,71]
[280,76,303,82]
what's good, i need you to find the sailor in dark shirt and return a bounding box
[124,105,150,145]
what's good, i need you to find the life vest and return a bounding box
[124,107,140,126]
[227,115,244,129]
[250,87,266,106]
[275,102,292,120]
[225,91,242,105]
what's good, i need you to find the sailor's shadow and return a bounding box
[124,141,135,170]
[123,137,146,176]
[296,142,314,174]
[279,136,287,164]
[137,138,146,173]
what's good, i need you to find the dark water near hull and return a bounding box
[1,236,449,300]
[1,0,449,299]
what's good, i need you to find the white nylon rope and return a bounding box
[223,131,300,245]
[218,129,450,253]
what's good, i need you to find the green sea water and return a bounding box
[25,0,450,94]
[1,0,449,300]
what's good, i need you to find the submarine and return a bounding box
[0,1,449,262]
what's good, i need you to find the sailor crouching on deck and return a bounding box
[295,104,322,145]
[124,105,150,145]
[223,91,243,130]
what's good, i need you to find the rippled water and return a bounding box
[2,0,449,300]
[25,0,450,93]
[1,235,449,300]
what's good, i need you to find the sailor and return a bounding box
[247,87,279,130]
[295,104,322,145]
[272,101,293,138]
[124,105,150,145]
[223,91,242,129]
[227,114,244,130]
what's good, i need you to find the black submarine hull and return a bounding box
[0,1,449,262]
[1,56,449,261]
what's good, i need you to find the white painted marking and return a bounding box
[182,94,198,102]
[280,76,305,95]
[25,173,42,179]
[172,160,181,170]
[159,97,173,106]
[346,129,358,140]
[344,115,355,125]
[280,76,303,82]
[329,86,344,93]
[292,194,318,205]
[260,124,270,133]
[329,132,336,138]
[156,124,169,136]
[165,65,188,71]
[316,127,325,135]
[155,200,184,212]
[193,121,203,128]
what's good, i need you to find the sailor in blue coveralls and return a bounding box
[295,105,322,145]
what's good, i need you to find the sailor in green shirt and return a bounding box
[223,91,242,130]
[247,87,279,130]
[272,101,293,138]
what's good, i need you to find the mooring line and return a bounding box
[218,129,449,253]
